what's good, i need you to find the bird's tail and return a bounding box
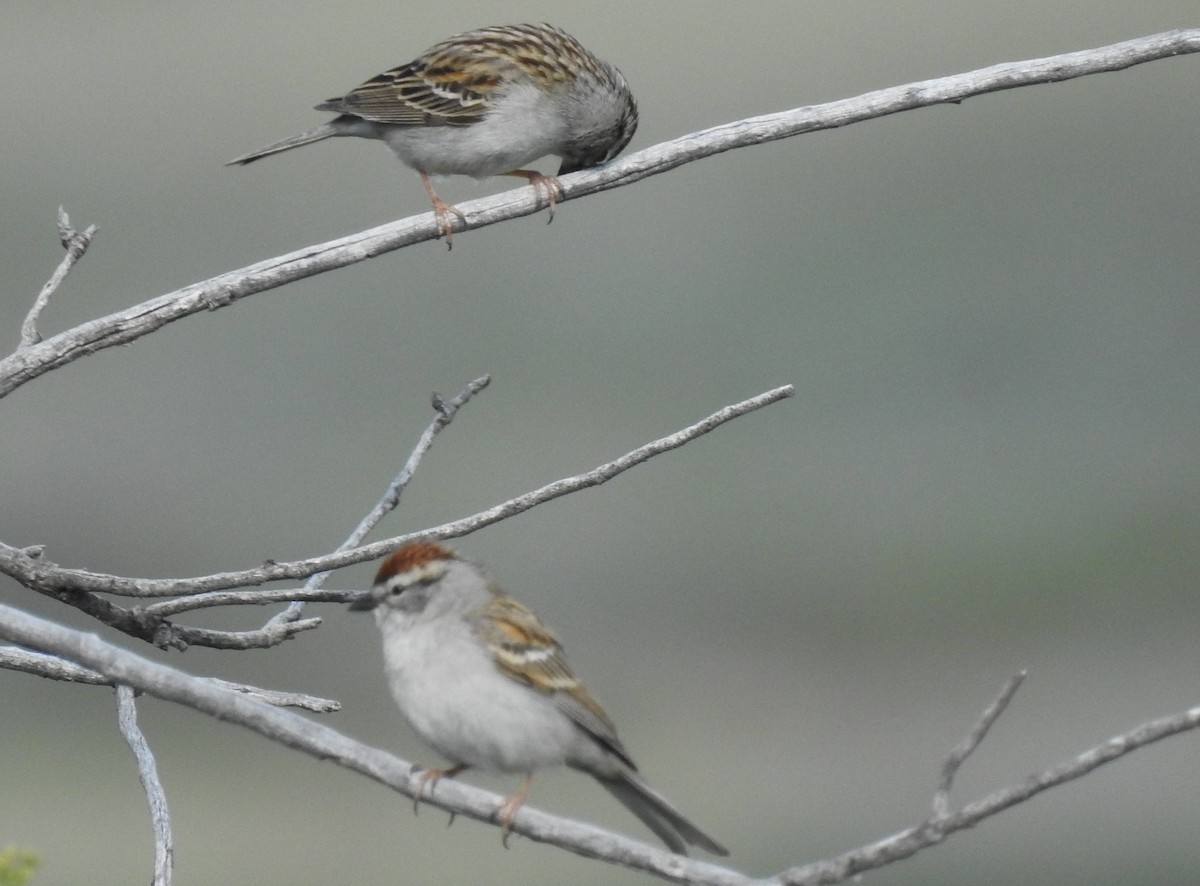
[226,122,341,166]
[595,770,729,857]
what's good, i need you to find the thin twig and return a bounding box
[0,644,110,684]
[116,686,173,886]
[260,374,490,635]
[0,577,323,650]
[932,670,1027,817]
[0,385,794,602]
[19,208,96,348]
[769,694,1200,886]
[208,678,341,713]
[160,614,324,650]
[1,31,1196,398]
[297,374,491,595]
[1,645,340,711]
[338,375,493,558]
[137,586,351,618]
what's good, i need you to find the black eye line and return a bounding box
[389,572,441,594]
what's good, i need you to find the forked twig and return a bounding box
[19,208,96,347]
[933,671,1027,817]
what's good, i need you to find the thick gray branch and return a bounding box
[0,603,748,886]
[1,30,1195,398]
[5,603,1199,886]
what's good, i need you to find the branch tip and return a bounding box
[933,671,1028,817]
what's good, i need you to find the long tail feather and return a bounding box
[226,123,340,166]
[595,772,729,857]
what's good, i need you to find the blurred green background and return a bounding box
[3,2,1198,884]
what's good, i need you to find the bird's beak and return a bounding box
[348,589,381,612]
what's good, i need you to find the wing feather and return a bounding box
[473,591,636,769]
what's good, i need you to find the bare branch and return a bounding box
[333,374,493,565]
[932,671,1027,817]
[0,385,793,604]
[0,644,109,685]
[766,689,1200,886]
[18,208,96,348]
[159,611,324,651]
[1,31,1195,398]
[5,602,1200,885]
[116,686,173,886]
[252,374,492,642]
[208,678,341,713]
[410,384,796,542]
[136,587,351,618]
[0,645,340,711]
[293,373,492,596]
[5,28,1192,884]
[0,573,326,651]
[0,603,751,886]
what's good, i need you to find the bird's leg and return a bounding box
[495,772,535,848]
[412,763,469,815]
[505,170,564,223]
[419,171,467,248]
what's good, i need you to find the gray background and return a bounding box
[3,2,1198,884]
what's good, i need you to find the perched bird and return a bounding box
[349,541,728,856]
[228,23,638,246]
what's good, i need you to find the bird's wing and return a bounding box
[316,25,557,128]
[473,591,637,769]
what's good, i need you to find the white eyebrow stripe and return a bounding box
[391,561,447,586]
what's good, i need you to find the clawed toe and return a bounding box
[411,763,467,815]
[531,175,563,224]
[494,773,534,848]
[508,170,563,224]
[420,171,467,248]
[431,198,468,248]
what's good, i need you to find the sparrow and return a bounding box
[228,23,638,246]
[349,540,728,856]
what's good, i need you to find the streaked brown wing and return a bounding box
[474,592,635,768]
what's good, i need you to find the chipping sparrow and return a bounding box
[228,23,638,246]
[349,541,728,856]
